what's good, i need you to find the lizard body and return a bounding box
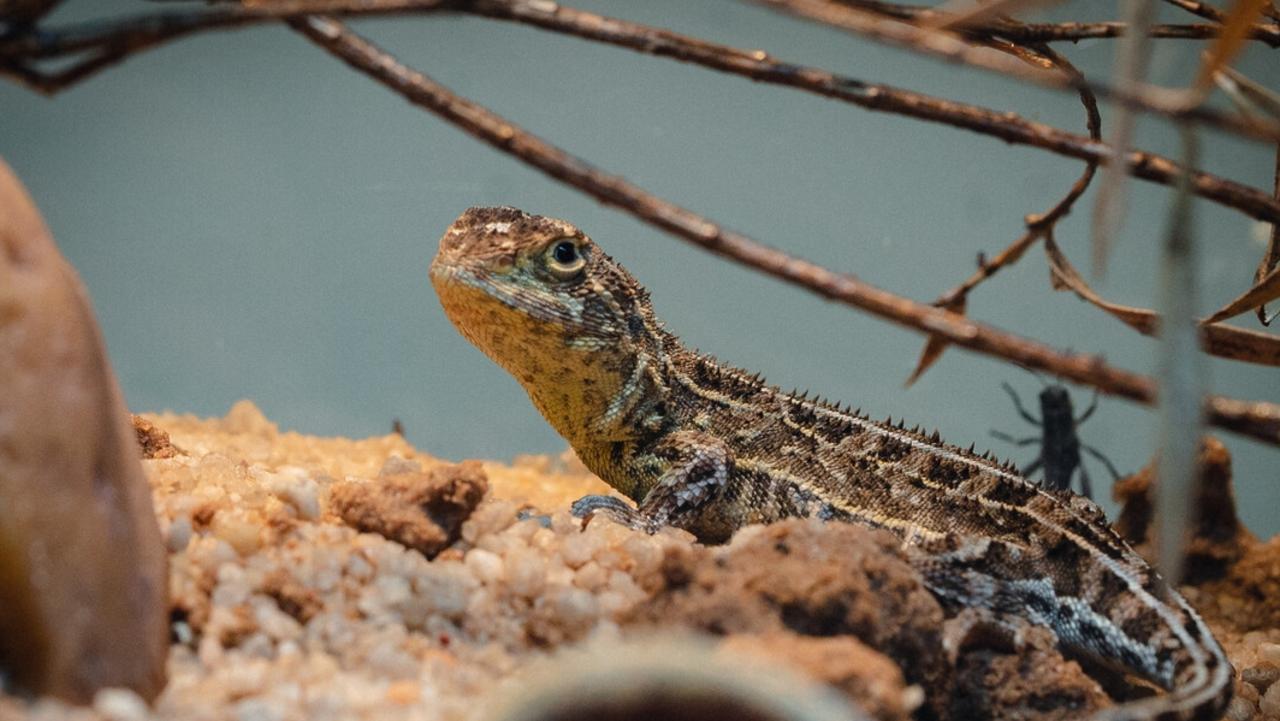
[429,206,1232,721]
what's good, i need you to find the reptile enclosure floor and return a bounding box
[2,401,1278,721]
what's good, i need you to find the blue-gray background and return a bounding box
[3,1,1277,534]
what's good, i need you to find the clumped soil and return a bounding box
[2,402,1278,721]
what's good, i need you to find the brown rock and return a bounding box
[719,632,915,721]
[632,520,951,718]
[947,621,1108,721]
[1113,436,1253,584]
[131,414,178,459]
[0,159,168,702]
[1200,534,1280,632]
[330,460,488,558]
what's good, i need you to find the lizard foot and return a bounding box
[570,494,658,533]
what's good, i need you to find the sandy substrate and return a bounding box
[2,401,1278,721]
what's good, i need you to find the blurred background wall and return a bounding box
[2,1,1277,533]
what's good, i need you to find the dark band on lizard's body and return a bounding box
[430,206,1232,721]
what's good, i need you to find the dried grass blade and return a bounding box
[1260,147,1280,324]
[1192,0,1271,93]
[1215,65,1280,120]
[1044,232,1280,364]
[1154,126,1203,585]
[1091,0,1157,276]
[1202,264,1280,323]
[1045,232,1158,332]
[927,0,1064,29]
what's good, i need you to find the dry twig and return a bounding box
[907,40,1101,384]
[284,13,1280,445]
[748,0,1280,139]
[3,0,1278,225]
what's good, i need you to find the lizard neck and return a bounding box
[434,266,675,449]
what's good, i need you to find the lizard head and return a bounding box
[430,207,660,444]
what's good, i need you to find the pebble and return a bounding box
[39,400,1279,721]
[213,514,262,556]
[551,586,600,629]
[385,680,420,705]
[167,515,194,553]
[505,547,548,598]
[560,529,603,568]
[1226,696,1257,721]
[574,561,608,591]
[234,697,283,721]
[1262,643,1280,666]
[1244,663,1280,694]
[266,472,321,520]
[1263,681,1280,718]
[465,548,505,585]
[93,689,150,721]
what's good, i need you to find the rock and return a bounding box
[0,158,168,702]
[131,414,178,459]
[1113,436,1253,584]
[719,632,915,721]
[947,621,1108,721]
[329,460,488,558]
[1243,663,1280,694]
[1262,680,1280,718]
[632,519,951,718]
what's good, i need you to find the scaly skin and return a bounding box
[430,206,1232,721]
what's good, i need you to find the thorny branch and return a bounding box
[282,13,1280,445]
[905,40,1101,384]
[3,1,1279,226]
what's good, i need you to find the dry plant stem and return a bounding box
[284,13,1280,446]
[827,0,1280,42]
[996,20,1278,42]
[828,0,1280,44]
[935,43,1101,309]
[3,2,1277,223]
[0,0,462,92]
[747,0,1280,140]
[1260,148,1280,325]
[464,1,1280,222]
[1091,0,1157,275]
[909,42,1099,384]
[1154,126,1202,585]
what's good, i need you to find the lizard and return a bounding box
[429,206,1232,721]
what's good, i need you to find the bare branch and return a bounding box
[746,0,1280,139]
[289,13,1280,445]
[935,44,1101,312]
[3,1,1278,224]
[821,0,1280,42]
[909,42,1100,383]
[1044,233,1280,366]
[0,0,464,93]
[461,1,1279,222]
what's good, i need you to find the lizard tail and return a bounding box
[1094,597,1233,721]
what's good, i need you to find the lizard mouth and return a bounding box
[431,260,583,334]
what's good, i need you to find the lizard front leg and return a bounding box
[571,431,733,536]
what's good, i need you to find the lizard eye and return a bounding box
[545,238,586,280]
